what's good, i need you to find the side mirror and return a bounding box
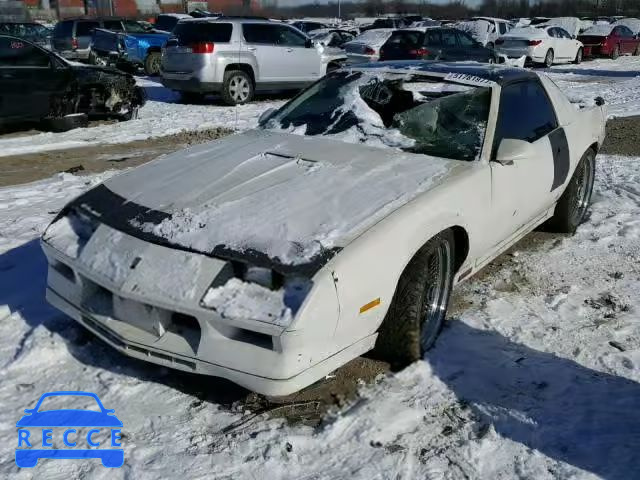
[494,138,535,165]
[595,96,605,106]
[305,38,313,48]
[258,107,277,125]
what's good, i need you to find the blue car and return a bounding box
[16,391,123,468]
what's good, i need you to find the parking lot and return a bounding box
[1,49,640,478]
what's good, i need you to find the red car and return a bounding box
[578,24,640,59]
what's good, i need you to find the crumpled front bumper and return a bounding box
[41,225,374,396]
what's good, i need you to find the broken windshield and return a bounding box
[261,70,491,161]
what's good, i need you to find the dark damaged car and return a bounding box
[0,35,145,131]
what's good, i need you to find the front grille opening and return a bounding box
[230,328,273,351]
[80,278,113,317]
[169,313,201,354]
[52,260,75,282]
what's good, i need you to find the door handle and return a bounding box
[286,48,293,52]
[247,47,256,52]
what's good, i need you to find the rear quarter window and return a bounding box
[173,22,232,43]
[76,21,99,36]
[53,21,73,37]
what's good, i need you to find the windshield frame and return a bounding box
[259,67,499,164]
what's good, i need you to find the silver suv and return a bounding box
[161,18,346,105]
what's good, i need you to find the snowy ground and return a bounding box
[1,59,640,479]
[1,56,640,157]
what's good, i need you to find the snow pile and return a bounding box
[540,17,582,36]
[456,20,492,45]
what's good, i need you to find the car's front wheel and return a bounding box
[611,44,620,59]
[374,230,455,369]
[546,148,596,234]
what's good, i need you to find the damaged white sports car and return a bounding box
[42,62,607,396]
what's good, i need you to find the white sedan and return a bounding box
[496,25,584,66]
[41,63,606,396]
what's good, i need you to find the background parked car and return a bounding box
[456,16,512,49]
[308,28,355,49]
[343,28,394,63]
[153,13,192,33]
[496,26,584,66]
[290,20,329,34]
[89,21,171,75]
[0,22,51,49]
[612,17,640,35]
[379,27,495,62]
[52,17,147,61]
[161,18,345,105]
[578,24,640,58]
[0,35,145,131]
[361,17,408,32]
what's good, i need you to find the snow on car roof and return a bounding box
[351,28,394,46]
[502,26,549,38]
[581,24,615,36]
[613,18,640,34]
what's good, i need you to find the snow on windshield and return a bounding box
[263,70,491,162]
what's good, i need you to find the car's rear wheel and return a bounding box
[546,148,596,234]
[634,44,640,56]
[611,44,620,59]
[373,230,455,369]
[144,52,162,76]
[574,47,583,64]
[221,70,254,105]
[544,49,554,67]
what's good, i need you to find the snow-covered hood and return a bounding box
[62,129,464,274]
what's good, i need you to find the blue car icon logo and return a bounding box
[16,391,123,468]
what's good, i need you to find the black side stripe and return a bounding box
[549,128,570,191]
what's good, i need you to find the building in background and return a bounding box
[0,0,261,20]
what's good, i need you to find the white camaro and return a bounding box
[41,63,606,396]
[496,25,585,66]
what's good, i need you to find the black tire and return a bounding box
[144,51,162,76]
[119,106,139,121]
[611,44,620,60]
[574,48,583,64]
[45,113,88,132]
[373,230,455,369]
[221,70,254,105]
[546,149,596,234]
[179,91,205,103]
[544,49,554,67]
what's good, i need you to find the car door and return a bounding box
[272,24,320,83]
[489,80,564,246]
[617,26,636,53]
[0,37,70,121]
[456,30,491,62]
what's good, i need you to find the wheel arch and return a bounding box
[224,63,256,85]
